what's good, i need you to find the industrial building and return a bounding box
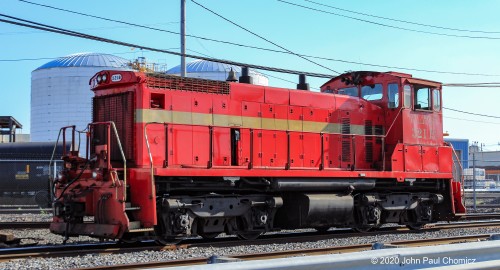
[0,116,29,143]
[445,138,469,169]
[31,52,132,142]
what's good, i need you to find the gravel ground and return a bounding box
[1,225,500,270]
[0,213,52,223]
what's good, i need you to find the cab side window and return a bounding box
[387,83,399,108]
[432,89,441,111]
[403,85,411,108]
[338,87,358,97]
[361,84,383,100]
[414,87,431,110]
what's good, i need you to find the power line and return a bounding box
[444,116,500,125]
[277,0,500,40]
[190,0,339,74]
[17,0,500,77]
[0,51,150,62]
[443,107,500,119]
[0,22,179,36]
[4,13,500,119]
[305,0,500,34]
[0,13,335,78]
[17,0,280,53]
[443,83,500,87]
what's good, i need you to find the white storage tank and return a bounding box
[31,53,131,142]
[166,60,269,86]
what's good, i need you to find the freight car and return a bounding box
[0,142,68,207]
[50,69,466,243]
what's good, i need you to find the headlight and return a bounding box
[102,74,107,82]
[92,170,98,179]
[97,75,103,84]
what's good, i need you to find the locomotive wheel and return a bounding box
[314,227,330,233]
[353,226,374,233]
[237,231,262,240]
[119,235,138,244]
[198,232,219,239]
[353,224,380,233]
[154,230,179,246]
[406,223,426,230]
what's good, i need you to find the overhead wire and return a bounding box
[277,0,500,40]
[443,83,500,87]
[2,13,499,119]
[16,0,500,77]
[0,13,335,78]
[190,0,339,74]
[444,116,500,125]
[443,107,500,119]
[0,51,148,62]
[305,0,500,34]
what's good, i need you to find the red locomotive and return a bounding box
[50,69,466,242]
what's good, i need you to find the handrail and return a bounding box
[144,122,163,201]
[48,125,75,201]
[449,142,465,203]
[90,121,127,201]
[381,107,404,171]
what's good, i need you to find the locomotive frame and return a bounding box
[50,70,465,242]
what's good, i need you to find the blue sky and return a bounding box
[1,0,499,150]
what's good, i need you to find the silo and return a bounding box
[166,59,269,86]
[31,53,131,142]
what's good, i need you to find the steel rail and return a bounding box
[87,234,497,269]
[0,222,51,230]
[2,220,500,263]
[0,208,52,214]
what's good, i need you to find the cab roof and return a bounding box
[321,71,442,89]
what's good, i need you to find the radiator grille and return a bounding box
[341,118,351,162]
[146,73,230,94]
[92,92,134,161]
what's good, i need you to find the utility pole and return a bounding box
[180,0,186,77]
[472,150,477,211]
[472,141,477,211]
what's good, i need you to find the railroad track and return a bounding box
[0,208,52,214]
[74,234,500,269]
[1,219,500,263]
[0,212,498,230]
[0,221,50,230]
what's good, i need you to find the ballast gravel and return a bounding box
[1,223,500,270]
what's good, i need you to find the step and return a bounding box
[125,202,140,211]
[128,227,154,233]
[128,221,141,230]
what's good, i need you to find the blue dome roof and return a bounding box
[36,52,130,70]
[166,60,260,74]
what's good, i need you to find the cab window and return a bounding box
[361,84,383,100]
[432,89,441,111]
[338,87,358,97]
[414,87,431,110]
[403,85,411,108]
[388,83,399,108]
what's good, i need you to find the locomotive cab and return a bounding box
[320,71,447,172]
